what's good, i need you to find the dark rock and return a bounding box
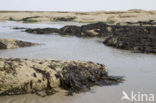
[53,17,76,21]
[104,33,156,53]
[25,22,156,53]
[0,42,7,49]
[60,26,82,36]
[13,27,27,30]
[15,40,35,47]
[25,28,62,34]
[137,20,156,26]
[21,16,40,21]
[25,22,110,37]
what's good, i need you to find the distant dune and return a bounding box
[0,9,156,23]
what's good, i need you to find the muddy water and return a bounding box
[0,21,156,103]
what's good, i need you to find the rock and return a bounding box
[25,22,110,37]
[137,20,156,26]
[25,28,61,34]
[15,40,36,47]
[21,16,40,23]
[122,20,156,26]
[60,26,82,36]
[25,22,156,53]
[13,27,27,30]
[0,58,123,96]
[59,22,110,37]
[0,42,7,49]
[0,38,38,49]
[103,33,156,53]
[53,17,76,21]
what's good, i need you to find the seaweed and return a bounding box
[0,87,27,96]
[55,64,123,96]
[32,67,56,96]
[53,17,76,21]
[0,42,7,49]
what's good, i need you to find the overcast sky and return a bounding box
[0,0,156,11]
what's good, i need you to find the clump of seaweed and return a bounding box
[56,64,123,96]
[24,19,39,23]
[53,17,76,22]
[21,16,40,23]
[9,17,14,21]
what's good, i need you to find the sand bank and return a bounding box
[0,10,156,23]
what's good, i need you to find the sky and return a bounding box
[0,0,156,11]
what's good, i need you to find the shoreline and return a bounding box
[0,10,156,23]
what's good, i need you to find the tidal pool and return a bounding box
[0,21,156,103]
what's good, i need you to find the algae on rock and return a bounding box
[0,58,123,96]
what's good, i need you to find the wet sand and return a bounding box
[0,21,156,103]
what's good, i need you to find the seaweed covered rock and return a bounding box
[25,22,156,37]
[25,22,110,37]
[60,26,82,36]
[0,42,7,49]
[25,28,61,34]
[121,20,156,26]
[103,33,156,53]
[53,17,76,21]
[25,22,156,53]
[0,38,37,49]
[56,63,123,95]
[0,58,123,96]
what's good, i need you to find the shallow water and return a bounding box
[0,21,156,103]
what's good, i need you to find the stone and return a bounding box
[0,58,123,96]
[25,22,156,53]
[0,38,38,49]
[0,42,7,49]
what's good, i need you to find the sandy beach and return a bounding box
[0,10,156,23]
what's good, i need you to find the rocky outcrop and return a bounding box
[103,33,156,53]
[25,22,110,37]
[0,38,37,49]
[25,22,156,53]
[26,28,61,35]
[102,24,156,53]
[25,22,156,37]
[0,58,123,96]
